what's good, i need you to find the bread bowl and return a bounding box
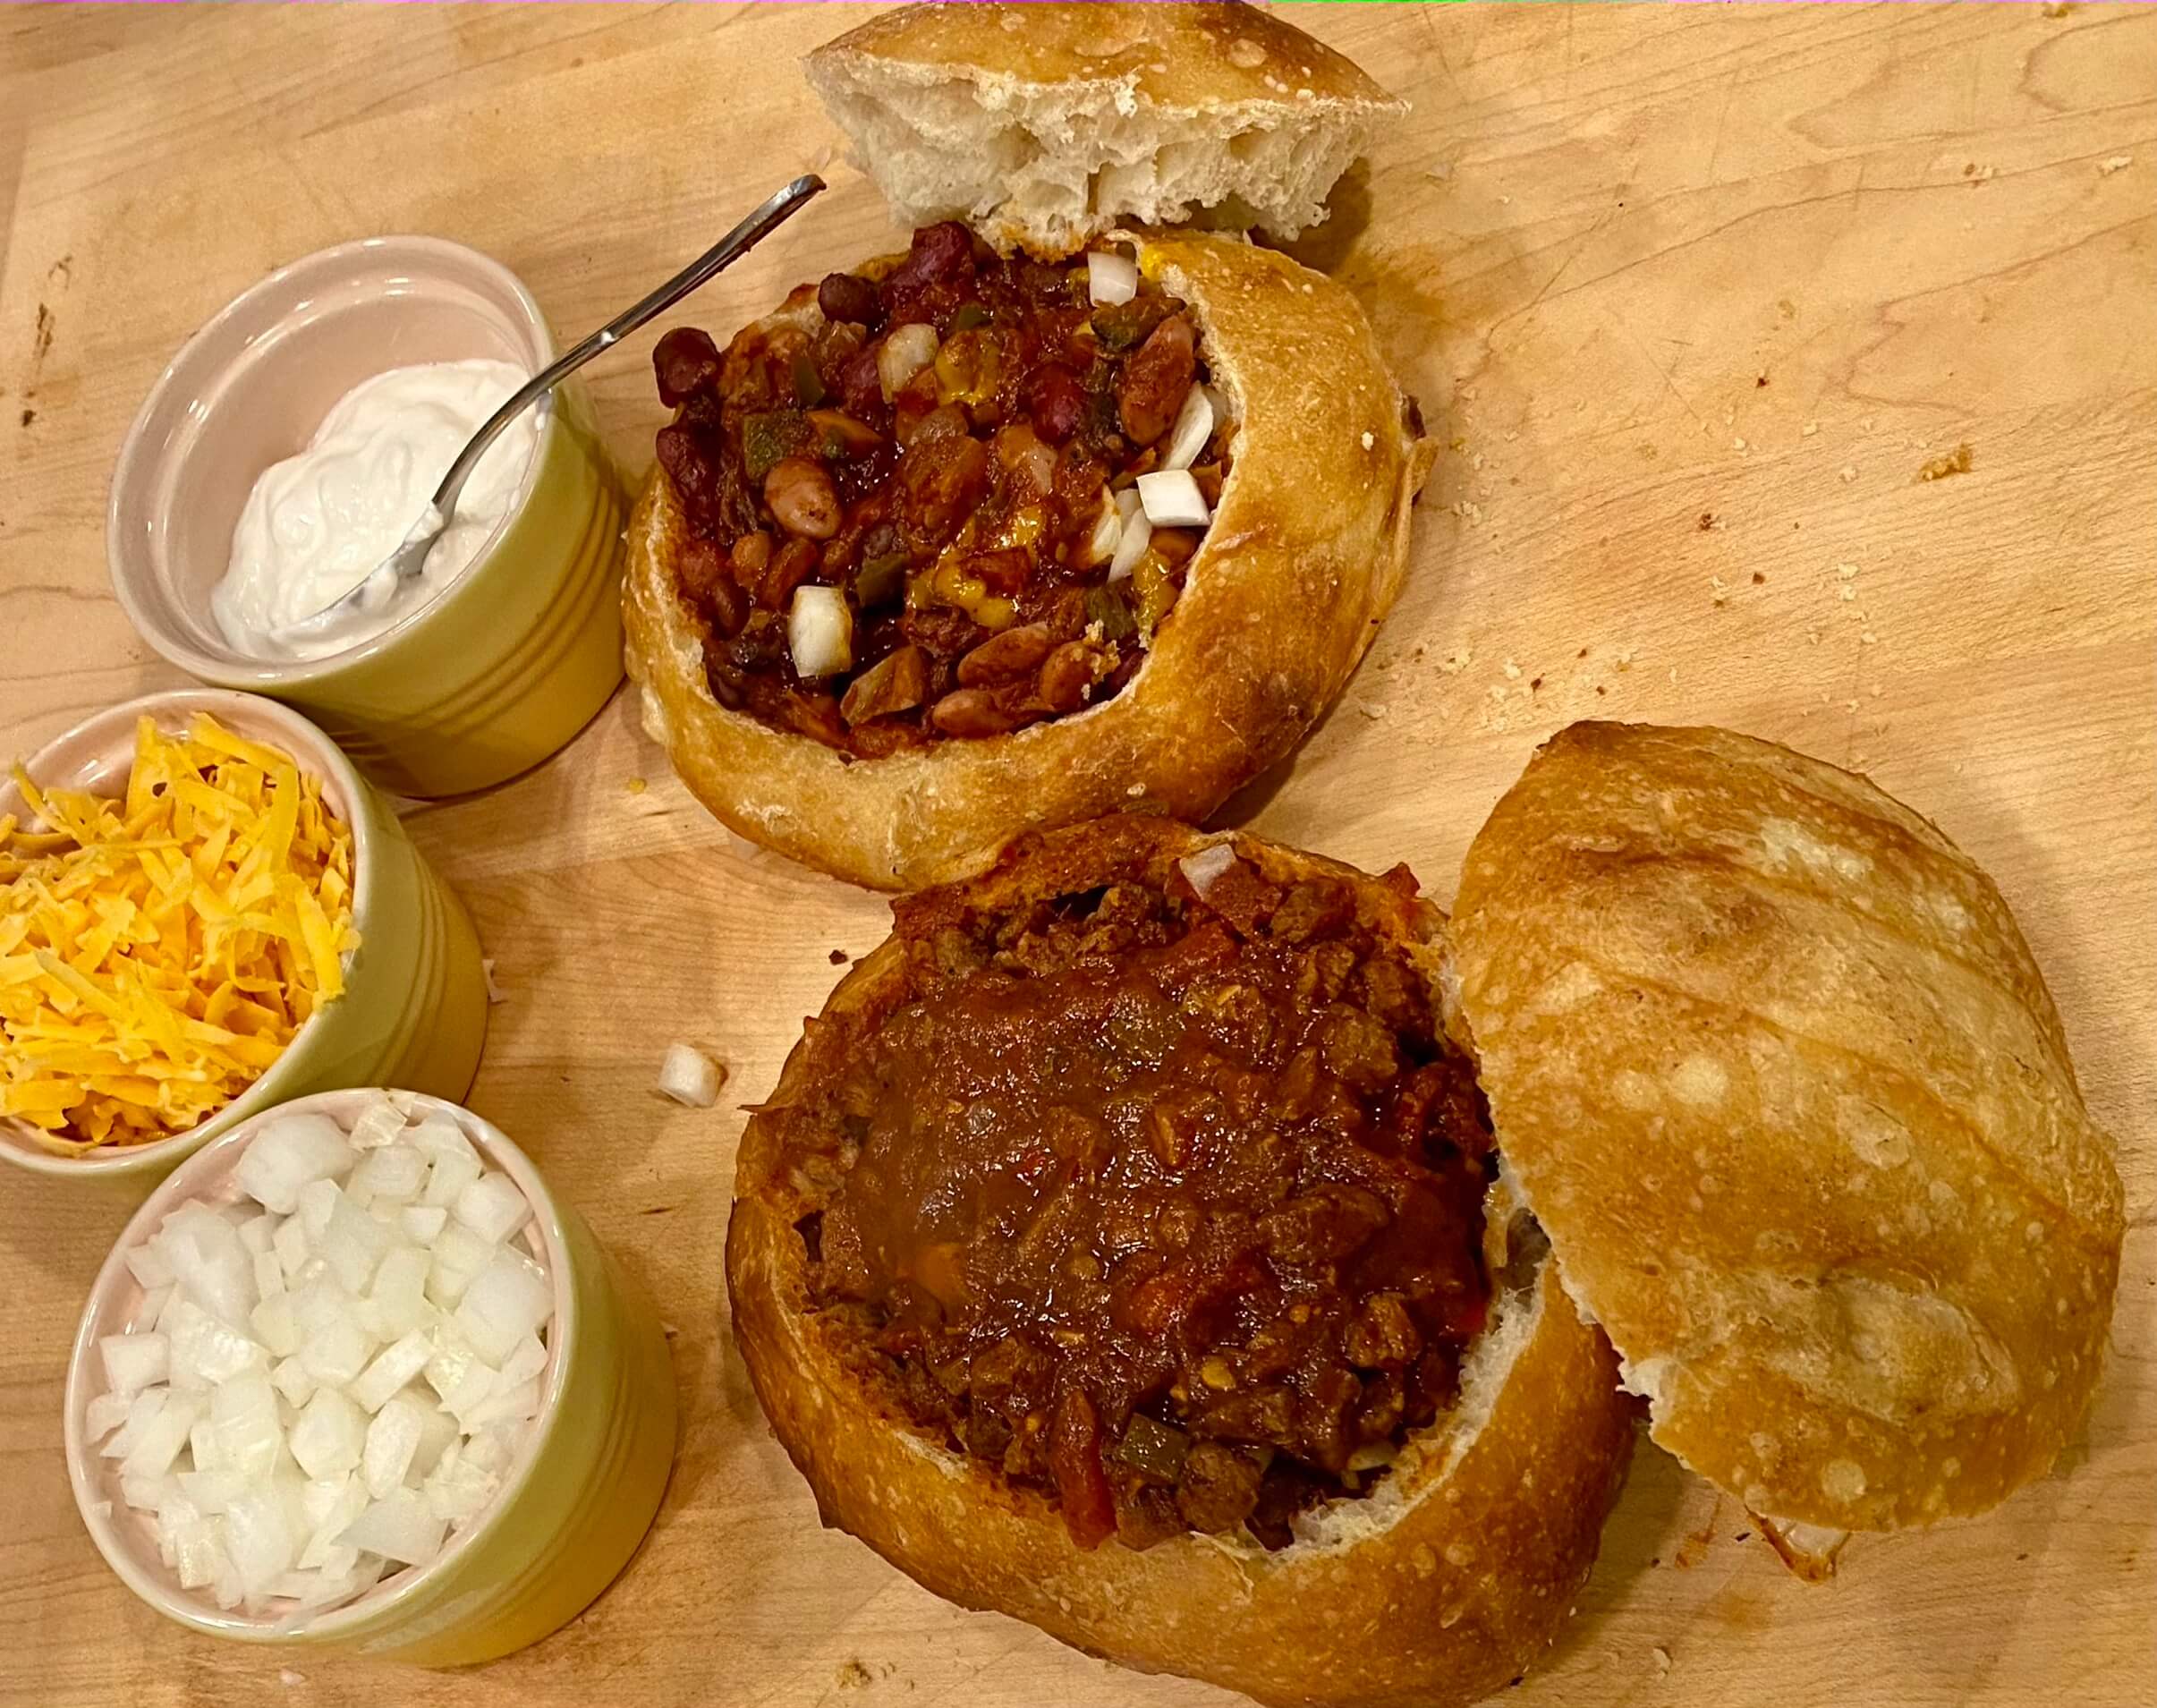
[728,812,1635,1708]
[624,3,1431,890]
[726,724,2123,1704]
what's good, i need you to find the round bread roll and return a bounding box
[727,814,1633,1708]
[624,229,1432,891]
[1450,723,2124,1535]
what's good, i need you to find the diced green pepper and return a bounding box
[853,552,909,610]
[1083,584,1137,642]
[948,302,991,332]
[743,409,810,481]
[791,353,827,408]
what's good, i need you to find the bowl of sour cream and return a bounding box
[109,236,626,797]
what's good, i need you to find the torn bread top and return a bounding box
[1449,721,2123,1534]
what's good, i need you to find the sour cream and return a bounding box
[211,360,537,660]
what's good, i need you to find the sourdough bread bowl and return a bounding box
[726,724,2123,1704]
[624,2,1431,890]
[726,813,1635,1708]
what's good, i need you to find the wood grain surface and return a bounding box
[2,5,2152,1706]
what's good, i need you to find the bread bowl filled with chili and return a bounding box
[726,723,2123,1707]
[624,2,1432,889]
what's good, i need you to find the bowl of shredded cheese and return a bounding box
[1,691,490,1184]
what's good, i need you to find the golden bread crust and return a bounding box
[809,2,1402,123]
[1450,722,2124,1533]
[726,817,1633,1708]
[624,231,1432,890]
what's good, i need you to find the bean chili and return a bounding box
[784,854,1496,1552]
[651,224,1235,756]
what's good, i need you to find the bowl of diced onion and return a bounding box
[64,1086,677,1664]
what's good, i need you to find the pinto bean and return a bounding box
[760,536,819,610]
[929,687,1017,738]
[1118,313,1197,446]
[1037,640,1114,712]
[763,456,842,540]
[729,530,773,589]
[956,623,1056,687]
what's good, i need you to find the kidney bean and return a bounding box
[704,574,749,637]
[1037,640,1113,712]
[956,623,1055,687]
[929,688,1017,738]
[817,270,883,328]
[1026,362,1087,445]
[1118,314,1197,446]
[887,221,976,294]
[653,327,721,406]
[836,344,887,419]
[760,537,819,610]
[763,456,842,540]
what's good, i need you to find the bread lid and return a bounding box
[804,0,1405,256]
[1448,722,2123,1536]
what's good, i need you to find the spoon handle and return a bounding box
[429,173,827,516]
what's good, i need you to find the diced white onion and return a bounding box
[1087,251,1138,306]
[101,1332,170,1397]
[101,1099,552,1618]
[656,1042,723,1109]
[452,1172,531,1246]
[1178,843,1238,898]
[1079,491,1123,568]
[1108,487,1152,582]
[1136,468,1210,528]
[1162,384,1218,472]
[234,1114,356,1215]
[878,322,939,400]
[338,1489,445,1567]
[788,586,853,679]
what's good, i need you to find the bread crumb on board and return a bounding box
[2098,155,2133,175]
[1916,442,1974,481]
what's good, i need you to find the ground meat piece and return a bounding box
[1174,1441,1268,1535]
[1111,1478,1185,1551]
[1257,1184,1391,1270]
[1343,1292,1422,1370]
[893,433,990,553]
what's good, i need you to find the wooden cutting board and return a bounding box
[2,5,2151,1705]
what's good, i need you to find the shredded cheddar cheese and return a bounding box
[0,713,360,1154]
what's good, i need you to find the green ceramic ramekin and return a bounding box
[0,690,487,1191]
[64,1088,677,1663]
[107,236,626,798]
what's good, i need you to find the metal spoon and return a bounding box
[295,172,826,629]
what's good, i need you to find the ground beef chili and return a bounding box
[650,224,1235,756]
[786,854,1494,1552]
